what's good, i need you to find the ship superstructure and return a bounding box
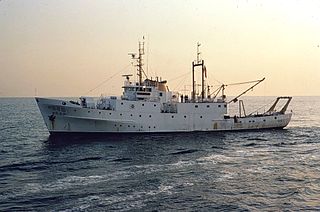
[36,39,292,134]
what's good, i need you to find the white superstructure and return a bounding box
[36,40,292,134]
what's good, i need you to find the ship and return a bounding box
[36,39,292,135]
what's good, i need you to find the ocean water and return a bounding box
[0,96,320,211]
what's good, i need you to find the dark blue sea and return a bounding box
[1,97,320,211]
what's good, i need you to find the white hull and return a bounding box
[36,97,292,134]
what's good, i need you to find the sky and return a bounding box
[1,0,320,97]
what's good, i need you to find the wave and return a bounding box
[170,149,198,155]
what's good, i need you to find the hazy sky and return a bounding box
[1,0,319,97]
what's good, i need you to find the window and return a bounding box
[160,92,163,97]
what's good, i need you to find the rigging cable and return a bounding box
[84,63,132,95]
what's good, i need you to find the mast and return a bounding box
[138,39,145,85]
[192,42,205,102]
[129,37,145,86]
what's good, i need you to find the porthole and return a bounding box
[263,119,266,122]
[184,115,187,118]
[207,105,210,108]
[120,113,122,116]
[139,115,141,117]
[200,116,203,118]
[109,113,112,115]
[142,103,145,106]
[218,105,221,108]
[121,102,123,105]
[148,126,151,129]
[128,125,130,128]
[120,124,122,127]
[154,126,156,128]
[195,105,198,108]
[172,115,174,118]
[74,109,77,112]
[99,112,101,114]
[149,115,152,118]
[274,117,277,119]
[130,114,133,116]
[88,111,90,113]
[154,104,156,107]
[62,102,66,105]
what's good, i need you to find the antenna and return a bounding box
[197,42,201,63]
